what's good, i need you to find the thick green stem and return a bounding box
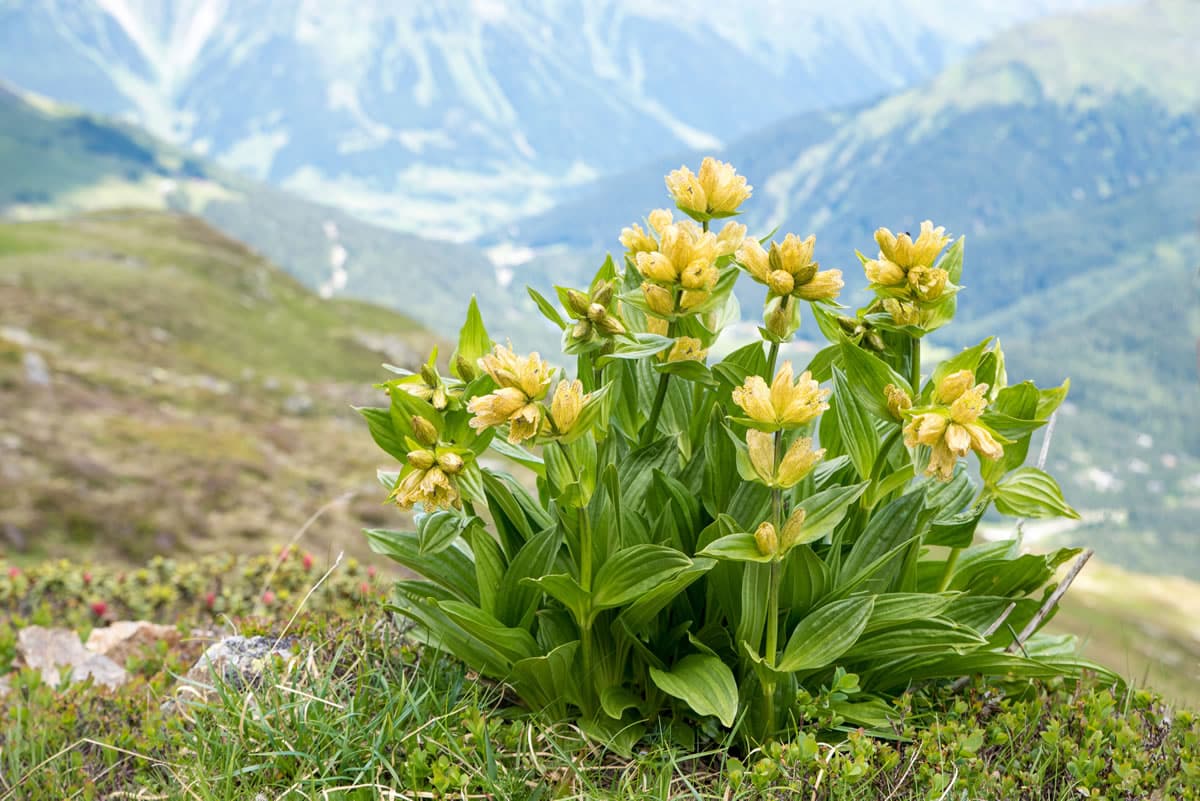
[641,372,671,447]
[762,429,786,736]
[937,547,961,593]
[766,341,780,378]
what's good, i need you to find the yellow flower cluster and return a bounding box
[737,234,843,303]
[732,362,830,432]
[623,208,745,319]
[467,344,554,444]
[746,430,824,489]
[863,220,954,326]
[389,416,466,510]
[903,370,1003,481]
[664,157,752,220]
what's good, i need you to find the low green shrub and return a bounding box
[361,157,1111,744]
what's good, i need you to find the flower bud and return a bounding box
[678,289,709,312]
[566,289,591,317]
[865,258,905,286]
[746,429,775,485]
[550,379,586,434]
[754,521,779,557]
[454,354,477,381]
[776,437,824,488]
[768,242,785,274]
[595,314,626,337]
[908,266,948,302]
[411,415,439,446]
[795,270,844,302]
[642,282,675,316]
[764,296,797,341]
[768,269,795,296]
[884,383,913,421]
[680,259,713,290]
[571,320,592,340]
[436,451,465,474]
[935,370,975,404]
[407,449,436,470]
[884,298,920,326]
[592,282,614,308]
[420,363,439,387]
[865,331,887,352]
[780,506,808,552]
[586,302,607,322]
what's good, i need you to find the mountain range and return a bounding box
[0,0,1110,239]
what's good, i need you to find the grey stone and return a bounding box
[183,635,300,691]
[22,351,49,386]
[85,620,181,666]
[17,626,127,690]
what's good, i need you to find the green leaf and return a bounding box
[649,654,739,727]
[832,366,880,479]
[928,338,992,400]
[839,343,911,419]
[600,686,642,720]
[527,287,566,330]
[357,407,406,461]
[804,344,840,383]
[510,642,579,717]
[842,619,985,661]
[451,297,491,379]
[438,601,540,664]
[488,438,545,475]
[993,467,1079,519]
[617,558,715,634]
[525,573,590,624]
[1036,379,1070,419]
[365,529,479,604]
[864,593,959,632]
[414,511,471,555]
[496,526,562,628]
[840,489,930,587]
[938,236,965,284]
[778,596,875,672]
[597,333,674,365]
[699,533,773,563]
[464,525,505,616]
[655,359,717,386]
[787,482,869,546]
[593,545,693,610]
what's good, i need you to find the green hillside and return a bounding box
[0,83,546,345]
[0,211,437,564]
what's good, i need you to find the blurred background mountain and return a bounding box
[0,0,1197,695]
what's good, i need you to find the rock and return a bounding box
[282,394,314,415]
[17,627,127,689]
[182,635,300,691]
[86,621,181,666]
[22,351,49,386]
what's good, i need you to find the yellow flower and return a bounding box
[436,451,465,474]
[411,415,439,446]
[794,269,844,301]
[736,237,770,283]
[667,336,708,363]
[935,370,975,404]
[874,220,949,269]
[908,265,948,302]
[547,379,586,435]
[770,234,818,283]
[746,430,775,485]
[645,316,669,337]
[407,449,435,470]
[680,259,717,291]
[636,251,678,283]
[678,289,710,312]
[926,440,958,482]
[884,298,920,326]
[642,282,676,316]
[478,344,553,400]
[903,413,948,448]
[884,383,913,422]
[767,270,794,296]
[777,437,824,488]
[620,222,657,254]
[864,257,905,286]
[467,387,542,444]
[754,521,779,557]
[780,506,807,552]
[732,361,829,430]
[715,221,747,257]
[647,208,674,235]
[949,384,989,425]
[666,157,752,218]
[390,466,461,510]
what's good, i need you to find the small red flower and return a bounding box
[6,566,18,580]
[262,590,276,605]
[82,571,93,585]
[367,565,377,579]
[204,592,216,609]
[90,600,108,617]
[359,581,370,595]
[302,553,315,571]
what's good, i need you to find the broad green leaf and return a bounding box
[699,533,773,563]
[842,619,986,661]
[938,236,965,283]
[839,343,911,419]
[416,510,472,555]
[365,529,479,604]
[388,591,510,679]
[438,600,540,664]
[600,686,642,720]
[510,642,579,717]
[488,438,545,475]
[496,526,562,628]
[993,467,1079,519]
[839,489,930,587]
[778,596,875,672]
[804,344,840,383]
[1036,379,1070,419]
[864,593,959,632]
[464,525,505,616]
[655,359,717,386]
[617,558,715,634]
[357,407,406,461]
[832,366,880,479]
[525,573,590,623]
[450,297,491,379]
[593,545,693,610]
[787,482,869,546]
[649,653,739,727]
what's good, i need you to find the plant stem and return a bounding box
[766,341,780,377]
[936,547,960,592]
[641,372,671,447]
[762,429,785,736]
[909,336,922,392]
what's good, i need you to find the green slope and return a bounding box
[0,210,436,564]
[0,83,543,345]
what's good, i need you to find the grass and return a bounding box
[1,554,1198,800]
